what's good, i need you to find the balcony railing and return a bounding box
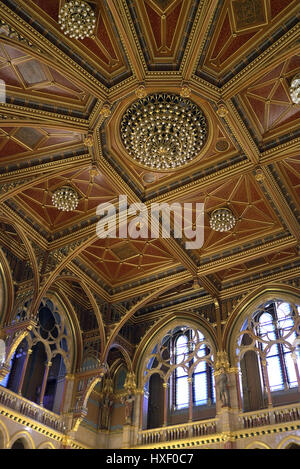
[0,386,65,433]
[240,403,300,429]
[138,418,217,446]
[137,403,300,447]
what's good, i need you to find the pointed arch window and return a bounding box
[256,302,299,391]
[173,329,215,410]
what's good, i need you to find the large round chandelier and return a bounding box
[120,93,208,170]
[209,208,236,232]
[58,1,96,40]
[290,73,300,104]
[52,186,79,212]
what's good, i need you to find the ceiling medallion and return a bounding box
[209,208,236,232]
[120,93,208,170]
[58,1,96,40]
[52,186,79,212]
[289,73,300,104]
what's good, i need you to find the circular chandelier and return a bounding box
[58,1,96,40]
[120,93,208,170]
[209,208,236,232]
[289,73,300,104]
[52,186,79,212]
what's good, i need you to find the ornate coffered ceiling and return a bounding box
[0,0,299,348]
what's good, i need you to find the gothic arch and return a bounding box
[102,277,196,362]
[53,275,106,355]
[223,283,300,365]
[245,441,271,449]
[0,420,9,449]
[9,431,35,449]
[135,313,217,388]
[277,435,300,449]
[43,289,85,374]
[0,216,40,302]
[107,343,132,372]
[0,248,14,326]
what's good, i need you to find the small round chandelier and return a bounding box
[289,73,300,104]
[120,93,208,170]
[209,208,236,232]
[58,1,96,40]
[52,186,79,212]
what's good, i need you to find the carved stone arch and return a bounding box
[107,342,133,372]
[0,419,9,449]
[9,431,35,449]
[43,289,83,374]
[82,375,105,409]
[36,441,56,449]
[134,313,217,388]
[110,360,128,394]
[223,283,300,366]
[54,274,106,355]
[0,216,40,303]
[5,326,34,365]
[277,435,300,450]
[0,248,14,326]
[245,441,271,449]
[102,277,200,362]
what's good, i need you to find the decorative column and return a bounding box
[122,371,137,449]
[39,361,52,406]
[163,382,169,427]
[17,349,32,395]
[292,352,300,393]
[261,359,273,408]
[233,367,243,412]
[60,373,75,414]
[188,377,193,422]
[214,351,239,449]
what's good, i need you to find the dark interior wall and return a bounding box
[147,374,164,429]
[23,342,47,403]
[240,350,264,412]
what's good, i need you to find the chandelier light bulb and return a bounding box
[120,93,208,170]
[209,208,236,232]
[52,186,79,212]
[58,1,96,40]
[289,73,300,104]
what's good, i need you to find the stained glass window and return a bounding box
[257,301,299,391]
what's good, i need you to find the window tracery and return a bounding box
[143,325,215,426]
[236,299,300,409]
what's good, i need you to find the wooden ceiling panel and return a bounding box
[243,55,300,133]
[26,0,131,83]
[197,0,299,83]
[126,0,200,70]
[13,168,119,232]
[0,126,83,164]
[80,237,178,286]
[0,42,90,106]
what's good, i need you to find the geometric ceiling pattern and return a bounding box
[0,0,299,340]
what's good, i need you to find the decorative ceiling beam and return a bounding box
[259,166,300,241]
[197,234,296,276]
[221,100,260,165]
[109,0,146,82]
[182,0,220,80]
[0,1,109,99]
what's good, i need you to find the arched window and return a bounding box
[173,330,215,410]
[237,299,300,411]
[256,302,299,391]
[1,298,72,414]
[143,325,215,429]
